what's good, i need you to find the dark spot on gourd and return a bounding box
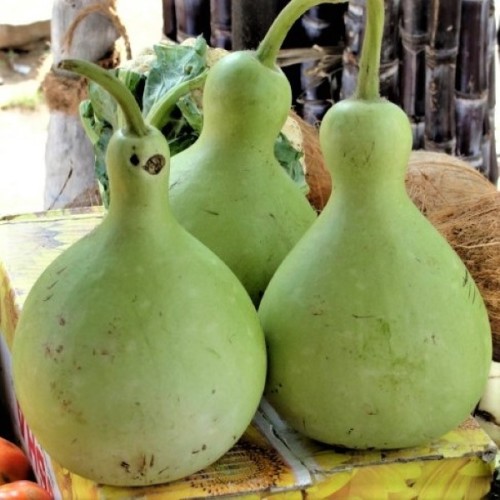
[47,281,58,290]
[348,428,354,434]
[58,316,66,326]
[203,209,219,216]
[143,154,165,175]
[130,154,140,166]
[43,294,53,302]
[121,461,130,473]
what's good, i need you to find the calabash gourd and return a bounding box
[12,60,266,486]
[164,0,335,304]
[258,0,492,449]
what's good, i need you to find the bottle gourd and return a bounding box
[12,61,266,485]
[165,0,330,304]
[258,0,492,449]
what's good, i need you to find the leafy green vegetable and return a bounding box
[78,36,308,205]
[142,37,207,116]
[274,132,308,194]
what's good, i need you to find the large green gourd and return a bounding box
[166,0,330,304]
[12,61,266,485]
[258,0,492,449]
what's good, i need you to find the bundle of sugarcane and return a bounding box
[161,0,498,182]
[295,4,347,124]
[337,0,498,182]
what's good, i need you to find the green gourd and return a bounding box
[258,0,492,449]
[12,60,266,486]
[165,0,329,304]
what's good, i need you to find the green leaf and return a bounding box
[93,126,113,208]
[88,76,118,129]
[142,37,208,116]
[176,95,203,134]
[274,132,309,194]
[116,68,146,105]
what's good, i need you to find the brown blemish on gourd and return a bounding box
[44,342,64,359]
[143,154,165,175]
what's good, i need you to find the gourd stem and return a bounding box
[256,0,345,68]
[58,59,149,137]
[146,70,208,130]
[355,0,384,100]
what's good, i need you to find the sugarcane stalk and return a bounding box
[424,0,461,154]
[484,0,498,183]
[400,0,428,148]
[174,0,211,43]
[161,0,177,40]
[455,0,489,173]
[231,0,284,50]
[210,0,232,48]
[299,4,347,123]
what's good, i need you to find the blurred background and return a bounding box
[0,0,499,218]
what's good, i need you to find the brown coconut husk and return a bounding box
[405,151,497,214]
[426,192,500,361]
[294,115,332,212]
[298,128,497,213]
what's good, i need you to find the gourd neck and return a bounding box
[196,121,279,153]
[106,175,172,225]
[58,58,176,228]
[197,50,291,155]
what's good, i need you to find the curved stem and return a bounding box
[145,70,208,130]
[256,0,345,68]
[58,59,148,137]
[355,0,384,100]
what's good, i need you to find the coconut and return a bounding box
[425,191,500,361]
[405,151,497,214]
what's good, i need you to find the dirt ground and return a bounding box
[0,1,163,218]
